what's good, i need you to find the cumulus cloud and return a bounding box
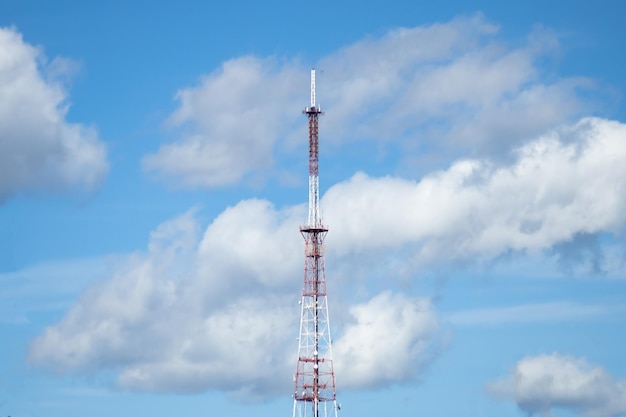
[143,15,589,188]
[0,27,108,201]
[324,117,626,265]
[142,56,305,187]
[29,204,441,397]
[333,291,439,389]
[488,353,626,417]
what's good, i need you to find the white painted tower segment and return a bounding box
[311,68,316,108]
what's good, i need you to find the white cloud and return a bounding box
[0,27,108,201]
[143,15,590,188]
[142,56,305,187]
[488,353,626,417]
[29,205,441,396]
[333,291,439,389]
[116,295,296,396]
[319,17,589,155]
[323,118,626,265]
[195,199,303,291]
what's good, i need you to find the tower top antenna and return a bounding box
[304,68,323,227]
[311,68,316,108]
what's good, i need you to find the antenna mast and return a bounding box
[292,69,338,417]
[306,69,322,227]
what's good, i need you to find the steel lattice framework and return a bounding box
[292,69,339,417]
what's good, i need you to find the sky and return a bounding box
[1,1,626,416]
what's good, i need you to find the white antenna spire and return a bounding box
[311,68,316,108]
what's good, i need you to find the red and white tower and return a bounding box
[292,69,339,417]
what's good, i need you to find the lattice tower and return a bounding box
[292,69,339,417]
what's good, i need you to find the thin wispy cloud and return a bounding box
[445,301,614,326]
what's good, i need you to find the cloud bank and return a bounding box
[29,115,626,397]
[0,27,108,201]
[488,353,626,417]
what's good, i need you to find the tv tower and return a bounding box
[292,69,339,417]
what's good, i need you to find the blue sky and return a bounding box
[1,1,626,416]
